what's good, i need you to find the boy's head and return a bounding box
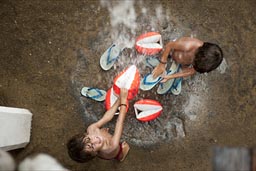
[67,134,97,163]
[193,42,223,73]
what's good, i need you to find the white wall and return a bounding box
[0,106,32,151]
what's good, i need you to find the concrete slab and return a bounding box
[0,106,32,151]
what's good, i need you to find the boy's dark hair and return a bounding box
[193,42,223,73]
[67,133,95,163]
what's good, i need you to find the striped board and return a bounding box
[113,65,140,100]
[134,99,163,122]
[135,32,163,55]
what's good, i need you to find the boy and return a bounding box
[67,88,130,162]
[152,37,223,82]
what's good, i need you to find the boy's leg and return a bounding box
[120,141,130,162]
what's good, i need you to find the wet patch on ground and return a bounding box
[70,0,228,146]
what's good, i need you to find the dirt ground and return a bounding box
[1,0,256,171]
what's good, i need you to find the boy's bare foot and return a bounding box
[120,141,130,162]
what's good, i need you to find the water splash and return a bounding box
[100,0,137,48]
[183,94,201,121]
[182,75,209,122]
[217,58,228,74]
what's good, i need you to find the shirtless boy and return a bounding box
[152,37,223,82]
[67,88,130,162]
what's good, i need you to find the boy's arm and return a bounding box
[152,41,186,78]
[88,98,120,130]
[152,41,175,78]
[112,88,128,146]
[161,67,196,82]
[160,41,176,64]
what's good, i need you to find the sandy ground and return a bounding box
[1,0,256,170]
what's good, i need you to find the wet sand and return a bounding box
[1,0,256,170]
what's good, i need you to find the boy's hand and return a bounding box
[160,76,169,83]
[152,63,166,79]
[160,74,175,83]
[120,88,128,104]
